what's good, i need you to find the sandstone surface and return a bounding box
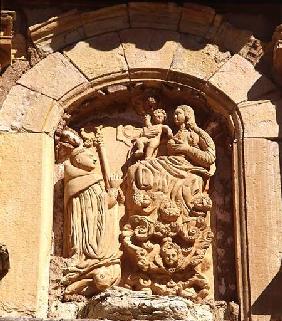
[80,287,213,321]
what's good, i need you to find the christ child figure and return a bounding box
[134,108,173,159]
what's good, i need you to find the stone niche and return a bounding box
[50,82,238,320]
[1,3,282,320]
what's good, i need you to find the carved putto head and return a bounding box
[159,199,181,223]
[161,239,180,268]
[151,108,167,124]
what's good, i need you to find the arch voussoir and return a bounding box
[208,54,276,105]
[63,32,129,82]
[0,84,62,134]
[17,52,88,100]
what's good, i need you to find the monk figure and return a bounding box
[63,146,122,296]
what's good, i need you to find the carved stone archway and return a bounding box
[0,3,281,320]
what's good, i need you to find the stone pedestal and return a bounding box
[80,287,213,321]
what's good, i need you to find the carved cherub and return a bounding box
[134,109,173,159]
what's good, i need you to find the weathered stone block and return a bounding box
[0,133,54,317]
[119,29,179,80]
[80,287,213,321]
[42,102,64,135]
[208,54,276,104]
[212,22,253,54]
[179,3,215,37]
[37,27,85,55]
[0,60,30,107]
[82,5,129,38]
[128,2,181,30]
[169,34,231,81]
[29,10,85,54]
[244,139,282,318]
[0,85,57,133]
[239,97,282,138]
[17,52,88,100]
[64,33,128,81]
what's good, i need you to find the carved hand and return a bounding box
[109,173,123,188]
[169,143,188,154]
[143,127,159,138]
[144,114,151,123]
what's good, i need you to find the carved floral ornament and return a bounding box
[57,91,217,303]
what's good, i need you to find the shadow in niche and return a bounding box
[252,262,282,319]
[0,244,10,280]
[208,120,238,303]
[63,28,208,54]
[246,75,278,102]
[53,178,64,257]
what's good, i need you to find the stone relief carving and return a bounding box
[133,109,173,159]
[62,128,123,297]
[59,97,216,303]
[121,104,215,302]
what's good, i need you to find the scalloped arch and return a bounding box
[1,3,280,138]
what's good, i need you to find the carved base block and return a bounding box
[79,286,213,321]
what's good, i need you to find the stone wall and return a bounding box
[0,2,281,320]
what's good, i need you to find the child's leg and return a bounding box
[145,146,155,159]
[145,138,159,159]
[135,137,147,156]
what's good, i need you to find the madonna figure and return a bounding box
[167,104,215,171]
[122,105,216,301]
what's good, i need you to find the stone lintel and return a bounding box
[82,4,129,38]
